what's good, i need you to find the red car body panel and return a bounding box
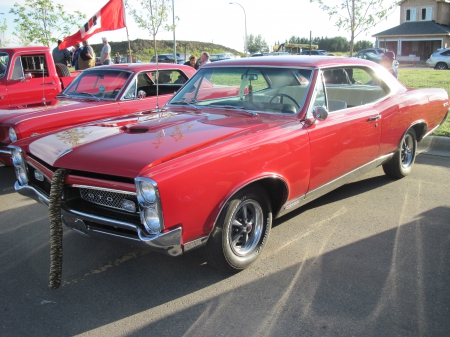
[0,63,196,165]
[10,56,449,258]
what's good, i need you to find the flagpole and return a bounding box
[122,0,132,63]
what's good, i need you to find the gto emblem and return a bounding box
[106,197,113,202]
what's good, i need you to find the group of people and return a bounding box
[52,37,113,70]
[183,51,211,70]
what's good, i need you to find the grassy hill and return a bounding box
[91,38,243,62]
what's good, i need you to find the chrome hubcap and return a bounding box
[229,199,263,257]
[401,134,414,167]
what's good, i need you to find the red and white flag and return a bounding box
[59,0,126,49]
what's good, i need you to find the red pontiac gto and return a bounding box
[0,63,196,166]
[10,56,449,273]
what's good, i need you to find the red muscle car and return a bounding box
[0,63,196,166]
[10,56,449,273]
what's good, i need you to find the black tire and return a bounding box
[201,187,272,273]
[382,128,417,179]
[435,62,448,70]
[55,63,71,77]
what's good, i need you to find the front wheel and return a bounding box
[382,128,417,179]
[201,187,272,273]
[435,62,448,70]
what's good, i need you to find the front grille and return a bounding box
[79,188,138,213]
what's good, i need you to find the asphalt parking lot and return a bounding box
[0,137,449,337]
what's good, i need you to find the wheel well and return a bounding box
[247,178,288,217]
[411,122,427,142]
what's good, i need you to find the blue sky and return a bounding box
[0,0,400,52]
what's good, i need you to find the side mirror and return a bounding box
[21,73,32,82]
[312,106,328,122]
[137,90,146,99]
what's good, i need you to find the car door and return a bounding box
[7,53,59,106]
[305,67,383,193]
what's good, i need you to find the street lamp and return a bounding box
[229,2,247,55]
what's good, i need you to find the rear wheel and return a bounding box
[435,62,448,70]
[382,128,417,179]
[201,187,272,273]
[55,63,71,77]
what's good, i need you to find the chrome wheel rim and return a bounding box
[229,199,263,257]
[401,133,414,168]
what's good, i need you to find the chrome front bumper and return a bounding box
[14,181,183,256]
[0,147,11,166]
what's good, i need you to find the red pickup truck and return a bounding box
[0,46,77,108]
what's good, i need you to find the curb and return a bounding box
[418,136,450,157]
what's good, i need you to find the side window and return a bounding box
[123,79,137,100]
[308,71,326,117]
[325,67,388,110]
[148,70,187,85]
[15,54,49,79]
[11,57,24,80]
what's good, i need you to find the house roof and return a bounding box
[373,21,450,37]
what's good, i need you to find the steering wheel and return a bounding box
[112,87,122,97]
[269,93,300,109]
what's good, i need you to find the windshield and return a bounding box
[63,69,132,100]
[0,52,9,79]
[169,66,312,114]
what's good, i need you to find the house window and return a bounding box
[406,8,416,21]
[420,7,432,21]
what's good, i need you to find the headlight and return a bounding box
[135,177,164,234]
[18,167,29,185]
[10,146,29,185]
[11,148,22,166]
[9,128,17,142]
[143,208,161,233]
[138,180,156,204]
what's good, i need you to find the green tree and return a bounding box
[310,0,399,56]
[126,0,175,62]
[0,19,9,47]
[247,34,269,54]
[10,0,85,47]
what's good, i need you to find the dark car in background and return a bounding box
[150,54,184,64]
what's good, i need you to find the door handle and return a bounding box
[41,82,55,85]
[367,115,381,122]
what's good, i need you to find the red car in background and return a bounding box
[10,56,449,274]
[0,63,196,166]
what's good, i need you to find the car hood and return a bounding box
[26,110,292,178]
[0,99,108,125]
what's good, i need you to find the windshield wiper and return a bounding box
[170,101,201,110]
[216,105,258,116]
[56,93,71,98]
[76,92,101,101]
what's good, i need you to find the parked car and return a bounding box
[299,49,329,55]
[0,63,196,166]
[354,49,399,73]
[10,56,449,275]
[0,46,76,109]
[150,54,184,64]
[210,53,234,62]
[426,47,450,70]
[355,48,386,56]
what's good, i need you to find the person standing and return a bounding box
[199,51,211,67]
[72,43,82,70]
[184,55,199,70]
[101,37,111,65]
[52,40,71,65]
[114,53,121,64]
[78,40,95,70]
